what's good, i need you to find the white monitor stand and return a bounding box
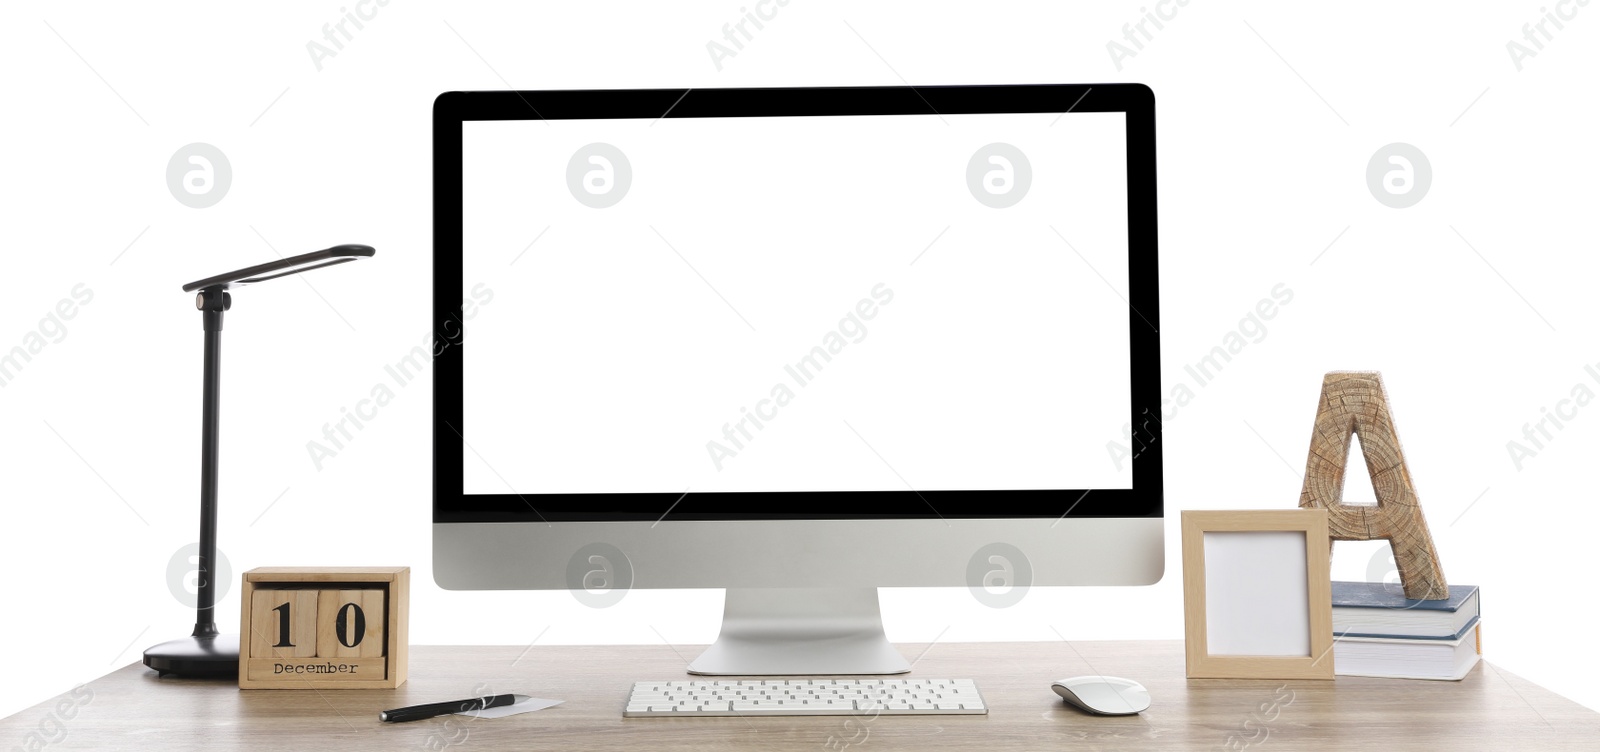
[688,588,910,675]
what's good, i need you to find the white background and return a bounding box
[1,0,1597,722]
[463,114,1131,494]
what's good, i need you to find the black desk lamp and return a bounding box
[144,244,375,678]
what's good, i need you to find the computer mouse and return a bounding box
[1050,676,1150,715]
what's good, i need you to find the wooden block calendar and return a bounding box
[238,567,408,689]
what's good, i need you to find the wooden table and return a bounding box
[4,641,1597,750]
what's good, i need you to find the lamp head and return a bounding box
[181,244,375,293]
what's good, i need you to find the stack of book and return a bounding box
[1331,581,1481,680]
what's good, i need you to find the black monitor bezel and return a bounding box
[433,84,1161,523]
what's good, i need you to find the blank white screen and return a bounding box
[462,112,1132,495]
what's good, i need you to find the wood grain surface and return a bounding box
[1299,371,1449,600]
[3,642,1595,751]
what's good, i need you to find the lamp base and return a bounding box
[143,634,239,678]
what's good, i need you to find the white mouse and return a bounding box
[1050,676,1150,715]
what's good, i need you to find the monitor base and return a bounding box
[688,588,911,675]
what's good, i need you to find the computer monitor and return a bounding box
[433,84,1162,675]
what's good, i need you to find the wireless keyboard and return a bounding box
[624,678,987,717]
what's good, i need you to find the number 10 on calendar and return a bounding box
[238,567,409,689]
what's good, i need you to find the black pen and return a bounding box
[380,694,529,723]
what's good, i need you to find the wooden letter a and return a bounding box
[1299,371,1448,600]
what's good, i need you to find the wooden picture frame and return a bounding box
[1181,510,1334,680]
